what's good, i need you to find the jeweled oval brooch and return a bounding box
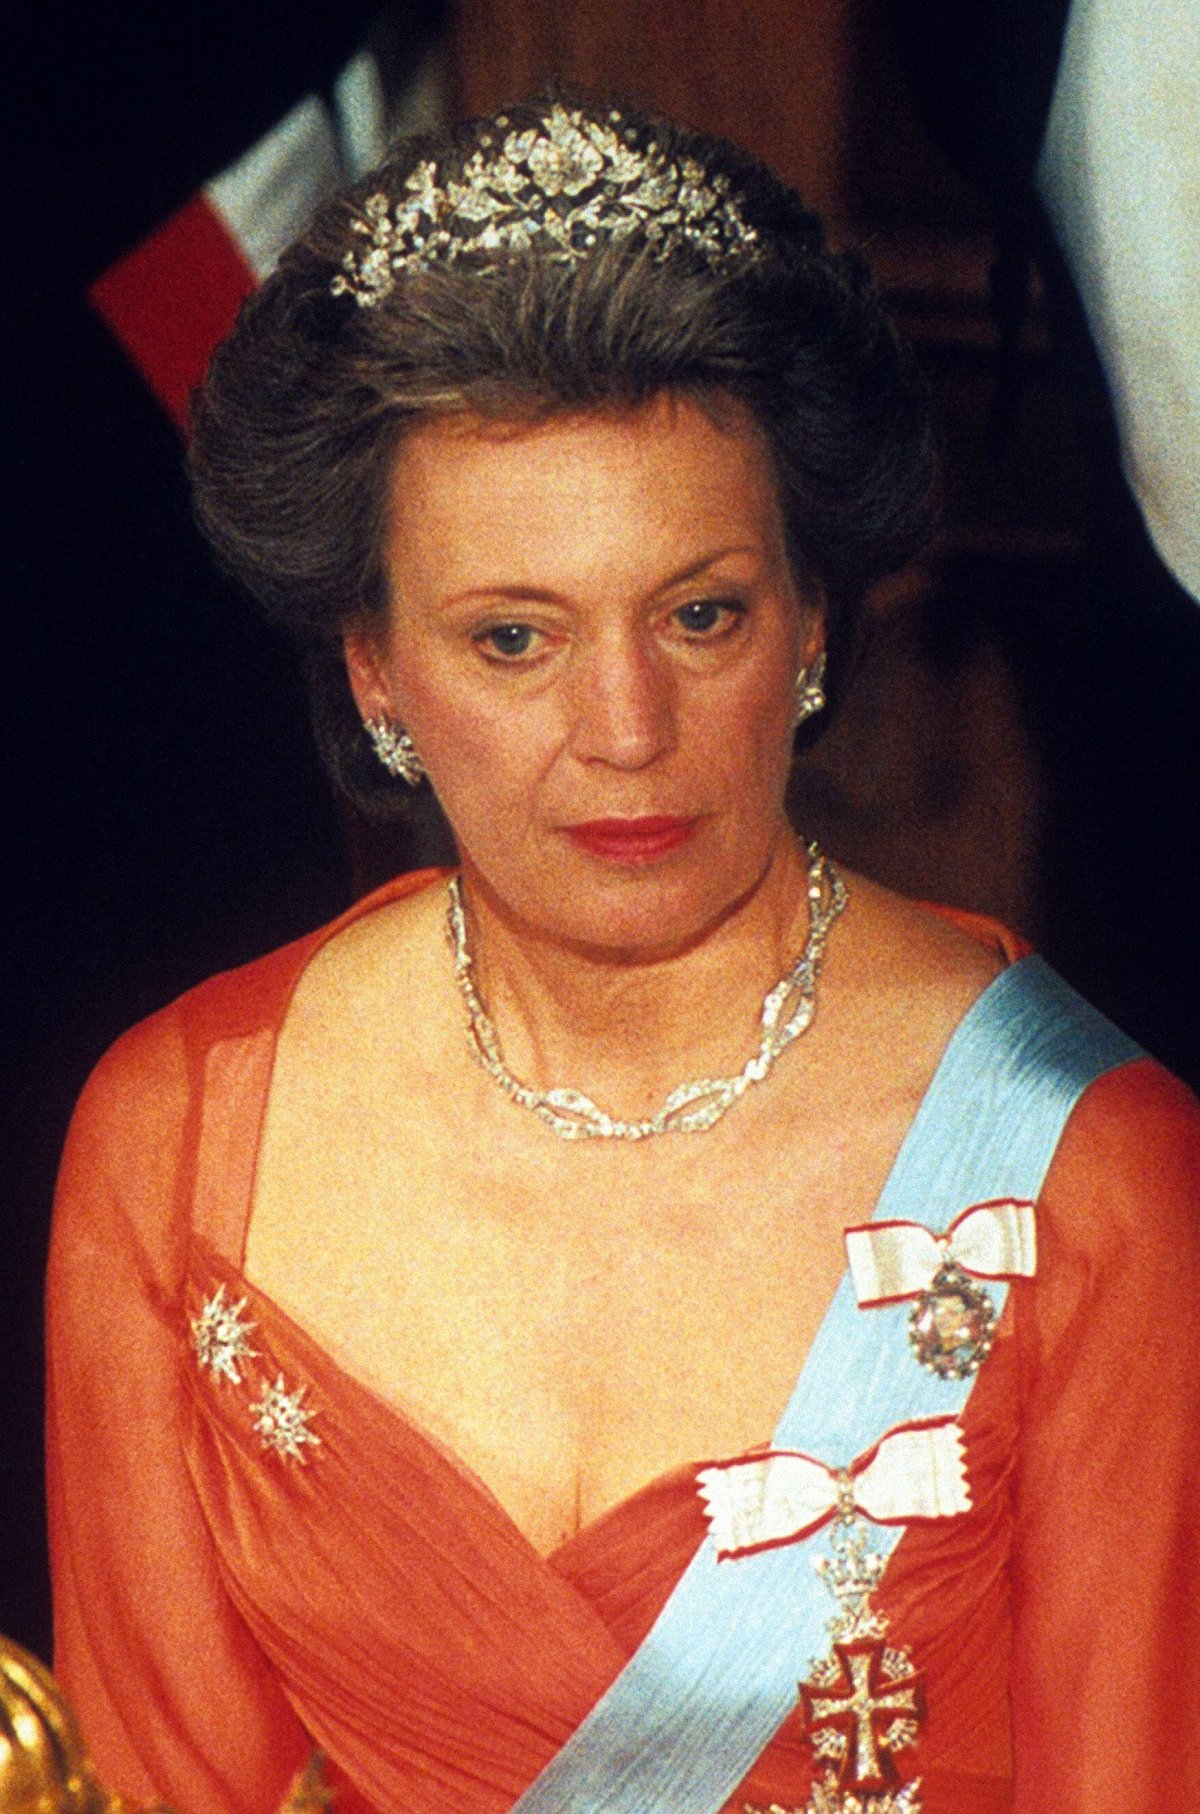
[906,1260,997,1380]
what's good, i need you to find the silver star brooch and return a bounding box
[190,1285,259,1386]
[249,1373,321,1463]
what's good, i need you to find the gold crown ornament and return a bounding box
[331,102,762,307]
[0,1633,333,1814]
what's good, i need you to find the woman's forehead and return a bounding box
[384,395,788,594]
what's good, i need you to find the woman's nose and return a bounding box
[568,633,677,770]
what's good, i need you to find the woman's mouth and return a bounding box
[562,816,701,864]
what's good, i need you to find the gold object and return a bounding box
[0,1632,139,1814]
[0,1634,333,1813]
[278,1754,336,1814]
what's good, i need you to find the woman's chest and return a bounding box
[244,1091,911,1554]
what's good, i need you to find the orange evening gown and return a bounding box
[46,870,1200,1814]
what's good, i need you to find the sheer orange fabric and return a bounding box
[46,871,1200,1813]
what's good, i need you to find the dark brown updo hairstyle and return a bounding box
[189,91,935,813]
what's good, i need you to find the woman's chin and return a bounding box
[455,809,793,960]
[526,847,776,961]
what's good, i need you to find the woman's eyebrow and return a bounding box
[443,546,761,608]
[656,546,760,586]
[444,583,564,607]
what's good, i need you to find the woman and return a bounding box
[46,95,1200,1814]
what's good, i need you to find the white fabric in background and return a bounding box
[205,92,344,282]
[205,43,446,283]
[1037,0,1200,604]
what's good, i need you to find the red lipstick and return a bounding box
[563,815,700,864]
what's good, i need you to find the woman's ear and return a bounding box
[342,628,391,724]
[799,593,827,671]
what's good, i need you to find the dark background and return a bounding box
[5,0,1199,1665]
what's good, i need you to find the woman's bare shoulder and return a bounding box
[791,867,1014,1136]
[287,867,451,1042]
[265,871,471,1145]
[832,867,1010,1017]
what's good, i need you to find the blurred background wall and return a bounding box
[5,0,1198,1662]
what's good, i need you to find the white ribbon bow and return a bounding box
[697,1417,970,1560]
[844,1198,1036,1308]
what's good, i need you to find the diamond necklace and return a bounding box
[445,843,847,1140]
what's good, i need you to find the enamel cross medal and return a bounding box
[791,1479,925,1813]
[699,1418,968,1814]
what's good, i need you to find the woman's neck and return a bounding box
[454,833,824,1120]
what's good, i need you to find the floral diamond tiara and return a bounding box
[330,103,762,308]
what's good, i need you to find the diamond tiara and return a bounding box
[330,103,762,308]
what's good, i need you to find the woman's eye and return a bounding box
[673,598,745,636]
[476,622,538,659]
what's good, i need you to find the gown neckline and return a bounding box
[193,867,1023,1564]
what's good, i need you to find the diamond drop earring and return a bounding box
[793,651,827,729]
[364,716,426,786]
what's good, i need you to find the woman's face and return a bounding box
[345,394,822,959]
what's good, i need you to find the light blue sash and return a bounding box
[511,957,1139,1814]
